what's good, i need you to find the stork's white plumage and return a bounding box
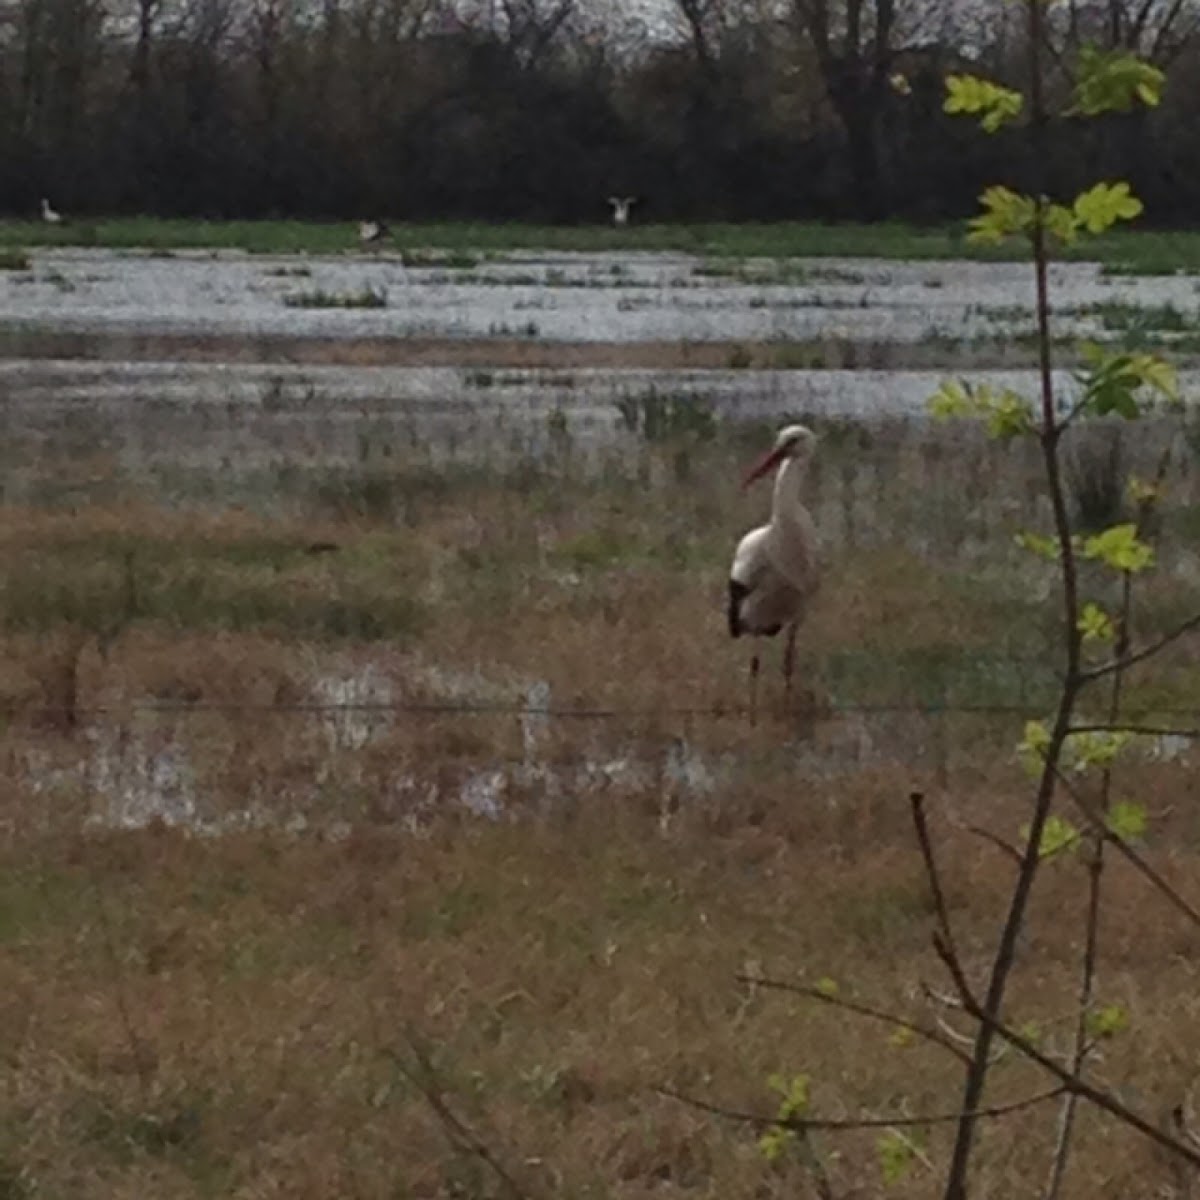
[41,197,63,225]
[607,196,636,227]
[359,218,389,244]
[728,424,821,714]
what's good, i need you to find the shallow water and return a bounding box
[7,248,1198,832]
[1,248,1196,343]
[5,358,1200,501]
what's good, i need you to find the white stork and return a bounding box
[41,197,64,225]
[607,197,637,227]
[358,218,389,245]
[728,424,821,716]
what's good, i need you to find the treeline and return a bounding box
[1,0,1199,225]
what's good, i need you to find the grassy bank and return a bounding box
[5,216,1200,270]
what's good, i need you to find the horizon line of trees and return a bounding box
[1,0,1198,226]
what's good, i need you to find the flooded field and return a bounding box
[4,247,1199,834]
[1,246,1200,345]
[7,243,1200,1200]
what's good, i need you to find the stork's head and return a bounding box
[741,424,816,489]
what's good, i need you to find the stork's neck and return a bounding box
[770,456,807,526]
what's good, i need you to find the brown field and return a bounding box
[4,372,1200,1197]
[0,329,1150,371]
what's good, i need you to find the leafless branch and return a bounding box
[933,934,1200,1171]
[391,1029,538,1200]
[1069,722,1200,741]
[658,1083,1067,1132]
[1047,545,1141,1200]
[1044,835,1105,1199]
[954,817,1025,865]
[910,791,958,952]
[736,973,973,1067]
[1081,611,1200,684]
[1050,762,1200,931]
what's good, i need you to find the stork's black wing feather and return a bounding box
[727,579,749,638]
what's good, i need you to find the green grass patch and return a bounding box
[282,286,386,309]
[4,217,1200,268]
[1,531,426,642]
[400,248,480,269]
[1091,300,1192,332]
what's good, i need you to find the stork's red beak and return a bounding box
[741,446,785,491]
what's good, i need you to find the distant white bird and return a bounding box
[41,197,64,225]
[358,218,389,244]
[607,196,637,227]
[728,424,821,716]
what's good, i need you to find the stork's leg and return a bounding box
[782,623,798,702]
[749,652,761,726]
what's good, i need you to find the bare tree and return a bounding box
[1064,0,1200,63]
[494,0,576,69]
[789,0,942,215]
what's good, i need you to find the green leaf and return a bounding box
[1071,47,1165,116]
[1077,345,1179,418]
[968,185,1038,245]
[888,1026,916,1049]
[925,379,1034,437]
[814,976,839,998]
[927,379,971,418]
[1020,814,1082,859]
[1107,800,1148,841]
[1044,202,1081,245]
[981,387,1035,439]
[769,1072,811,1119]
[1067,730,1131,771]
[758,1127,793,1162]
[1082,523,1155,573]
[877,1130,921,1186]
[1015,530,1060,561]
[1134,354,1180,403]
[944,73,1024,132]
[1073,181,1143,235]
[1086,1003,1130,1039]
[1127,475,1161,507]
[1017,1020,1044,1047]
[1078,602,1115,642]
[1018,719,1052,775]
[759,1071,811,1160]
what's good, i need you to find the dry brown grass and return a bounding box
[0,330,1068,371]
[5,776,1200,1199]
[4,413,1200,1195]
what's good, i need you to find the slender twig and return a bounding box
[954,818,1025,866]
[1047,482,1153,1198]
[1081,611,1200,683]
[1050,761,1200,930]
[1173,1106,1199,1200]
[1046,549,1137,1190]
[910,791,958,952]
[391,1031,536,1200]
[1044,832,1105,1199]
[1175,1103,1200,1152]
[933,934,1200,1170]
[1069,723,1200,740]
[736,973,972,1067]
[658,1084,1066,1132]
[794,1126,836,1200]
